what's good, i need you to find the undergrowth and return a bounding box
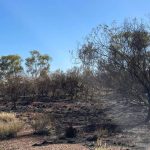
[0,112,24,139]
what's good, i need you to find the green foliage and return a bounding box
[0,55,23,79]
[25,50,52,78]
[0,50,52,109]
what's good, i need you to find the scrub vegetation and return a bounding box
[0,18,150,149]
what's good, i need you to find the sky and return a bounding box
[0,0,150,71]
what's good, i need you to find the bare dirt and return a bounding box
[0,138,88,150]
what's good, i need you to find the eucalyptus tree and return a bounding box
[25,50,52,99]
[0,55,23,79]
[78,19,150,122]
[0,55,23,109]
[25,50,52,78]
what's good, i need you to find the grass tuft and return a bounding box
[0,112,24,139]
[30,113,53,135]
[95,139,125,150]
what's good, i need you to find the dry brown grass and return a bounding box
[0,112,24,139]
[30,113,53,135]
[95,139,125,150]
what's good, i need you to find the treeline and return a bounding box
[0,50,99,110]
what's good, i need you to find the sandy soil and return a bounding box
[0,136,89,150]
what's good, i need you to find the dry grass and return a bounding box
[30,113,53,135]
[95,139,125,150]
[95,139,110,150]
[98,128,109,138]
[0,112,24,139]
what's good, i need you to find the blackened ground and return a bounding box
[0,91,150,150]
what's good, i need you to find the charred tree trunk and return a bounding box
[11,97,17,110]
[145,105,150,122]
[145,93,150,122]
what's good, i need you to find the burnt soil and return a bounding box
[0,91,150,150]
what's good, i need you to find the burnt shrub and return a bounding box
[65,124,77,138]
[30,113,54,135]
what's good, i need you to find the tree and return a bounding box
[25,50,51,78]
[78,19,150,122]
[36,74,51,97]
[80,68,99,101]
[65,67,81,100]
[4,76,23,110]
[0,55,23,79]
[49,70,65,97]
[0,55,23,109]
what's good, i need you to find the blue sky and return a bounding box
[0,0,150,71]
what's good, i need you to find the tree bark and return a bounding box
[145,93,150,122]
[11,98,17,110]
[145,106,150,122]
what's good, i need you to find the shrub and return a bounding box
[65,124,77,138]
[0,112,24,139]
[98,128,109,138]
[30,113,53,135]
